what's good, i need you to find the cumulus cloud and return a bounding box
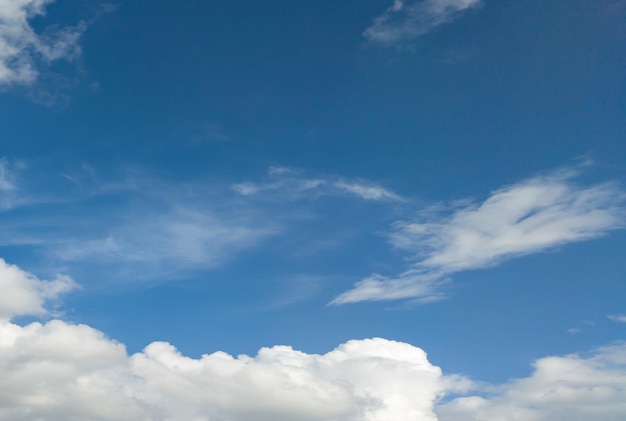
[364,0,482,46]
[334,167,626,304]
[0,0,84,86]
[0,258,76,320]
[0,318,446,420]
[437,343,626,421]
[1,258,626,420]
[3,316,626,420]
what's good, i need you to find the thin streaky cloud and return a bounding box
[364,0,482,46]
[334,179,405,201]
[233,169,404,202]
[333,167,626,304]
[608,314,626,323]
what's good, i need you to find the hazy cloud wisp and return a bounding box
[364,0,482,46]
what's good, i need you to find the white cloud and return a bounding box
[0,0,84,86]
[0,259,445,420]
[364,0,482,46]
[334,179,404,201]
[51,205,279,281]
[331,270,448,305]
[3,316,626,420]
[233,169,403,202]
[0,157,15,191]
[608,314,626,323]
[0,319,446,420]
[0,258,76,320]
[1,259,626,420]
[334,168,626,303]
[437,343,626,421]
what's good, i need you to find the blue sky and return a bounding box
[0,0,625,419]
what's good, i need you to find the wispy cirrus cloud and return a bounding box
[364,0,482,46]
[233,167,404,202]
[0,0,85,86]
[608,314,626,323]
[332,166,626,304]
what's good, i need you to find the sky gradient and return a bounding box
[0,0,625,419]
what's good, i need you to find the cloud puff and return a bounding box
[437,343,626,421]
[0,0,84,86]
[0,258,76,320]
[334,167,626,304]
[364,0,482,46]
[0,318,445,420]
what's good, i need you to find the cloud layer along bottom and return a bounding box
[1,317,626,420]
[1,260,626,420]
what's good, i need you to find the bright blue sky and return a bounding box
[0,1,625,419]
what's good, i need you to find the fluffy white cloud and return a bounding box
[3,319,626,420]
[1,259,626,420]
[0,258,76,320]
[437,343,626,421]
[334,168,626,303]
[0,0,84,86]
[364,0,482,46]
[0,318,446,420]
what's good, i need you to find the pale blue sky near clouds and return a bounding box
[0,0,625,419]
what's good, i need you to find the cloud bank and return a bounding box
[364,0,482,46]
[1,259,626,420]
[0,321,446,420]
[0,0,83,86]
[333,168,626,304]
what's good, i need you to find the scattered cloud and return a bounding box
[608,314,626,323]
[437,343,626,420]
[330,270,448,305]
[364,0,482,46]
[0,0,85,86]
[334,167,626,304]
[334,179,405,201]
[0,258,76,320]
[233,168,404,202]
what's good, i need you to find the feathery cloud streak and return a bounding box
[0,0,84,86]
[364,0,482,46]
[233,168,404,202]
[333,168,626,304]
